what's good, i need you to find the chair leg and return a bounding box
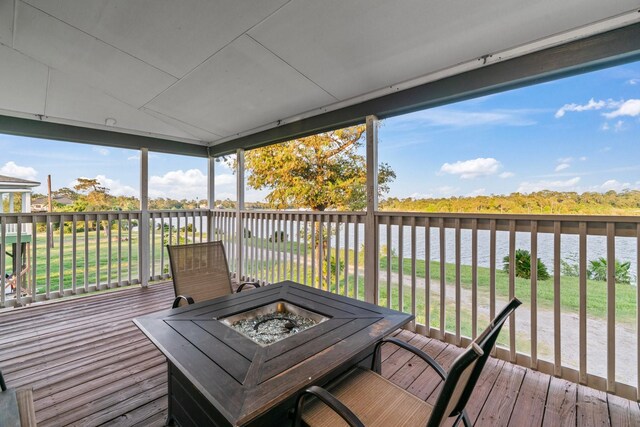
[460,410,472,427]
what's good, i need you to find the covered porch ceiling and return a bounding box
[0,1,639,157]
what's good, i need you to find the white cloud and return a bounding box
[149,169,207,199]
[557,157,573,163]
[467,188,486,197]
[517,177,580,193]
[593,179,631,192]
[603,99,640,119]
[400,108,536,127]
[93,147,110,156]
[601,122,610,131]
[499,172,514,179]
[127,155,140,161]
[628,79,640,85]
[215,174,235,185]
[579,156,587,161]
[0,161,38,181]
[440,158,501,179]
[434,186,459,196]
[555,98,620,118]
[555,163,570,172]
[614,120,625,132]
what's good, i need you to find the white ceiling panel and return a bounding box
[13,2,177,108]
[145,35,337,137]
[0,0,14,46]
[140,108,223,141]
[250,0,640,100]
[21,0,290,78]
[45,70,204,142]
[0,44,48,115]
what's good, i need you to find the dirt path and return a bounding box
[381,267,637,387]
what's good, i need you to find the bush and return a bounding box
[502,249,550,280]
[587,257,631,284]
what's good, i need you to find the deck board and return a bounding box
[0,282,635,426]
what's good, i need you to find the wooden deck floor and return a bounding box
[0,282,637,426]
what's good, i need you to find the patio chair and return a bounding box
[0,369,37,426]
[167,241,260,308]
[293,298,522,427]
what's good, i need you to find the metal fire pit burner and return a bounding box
[219,301,329,346]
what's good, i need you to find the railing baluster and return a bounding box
[386,216,391,309]
[471,219,478,339]
[84,217,89,291]
[354,215,359,300]
[579,221,587,384]
[31,218,38,297]
[489,219,496,325]
[455,218,461,344]
[107,214,112,287]
[530,220,538,369]
[72,215,77,294]
[554,221,562,377]
[16,217,23,306]
[424,217,430,336]
[129,213,133,284]
[46,215,52,298]
[398,218,404,312]
[335,215,340,294]
[606,222,616,393]
[59,215,64,294]
[319,216,324,290]
[160,214,166,276]
[411,217,417,325]
[344,217,349,297]
[117,214,122,286]
[311,215,316,288]
[290,214,295,281]
[439,218,446,339]
[297,215,301,283]
[151,213,156,279]
[508,219,516,362]
[326,218,332,292]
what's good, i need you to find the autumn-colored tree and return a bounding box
[235,125,395,289]
[240,126,395,211]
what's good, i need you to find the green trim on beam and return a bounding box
[0,115,209,158]
[209,22,640,156]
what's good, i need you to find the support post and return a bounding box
[364,115,379,304]
[207,156,215,242]
[236,149,245,281]
[139,148,150,287]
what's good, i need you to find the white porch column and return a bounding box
[207,156,215,241]
[364,115,379,304]
[236,149,245,280]
[139,148,150,287]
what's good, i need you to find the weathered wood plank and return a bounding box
[462,357,505,424]
[608,392,636,427]
[509,369,550,426]
[476,362,526,426]
[577,385,611,427]
[542,377,577,427]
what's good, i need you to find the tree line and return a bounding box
[381,190,640,215]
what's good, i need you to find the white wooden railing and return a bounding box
[0,209,638,401]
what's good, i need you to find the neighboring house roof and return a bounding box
[0,175,40,188]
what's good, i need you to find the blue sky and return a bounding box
[0,61,638,203]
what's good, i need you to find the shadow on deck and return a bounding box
[0,282,637,426]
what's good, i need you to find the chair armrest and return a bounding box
[294,385,364,427]
[373,337,447,380]
[236,281,260,292]
[172,295,195,309]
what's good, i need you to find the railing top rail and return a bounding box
[376,210,640,223]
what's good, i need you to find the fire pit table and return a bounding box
[134,280,413,426]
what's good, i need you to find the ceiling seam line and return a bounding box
[246,34,339,102]
[12,0,18,47]
[43,67,50,117]
[139,106,222,141]
[18,1,180,80]
[141,0,296,108]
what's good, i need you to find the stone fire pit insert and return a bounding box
[134,280,413,426]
